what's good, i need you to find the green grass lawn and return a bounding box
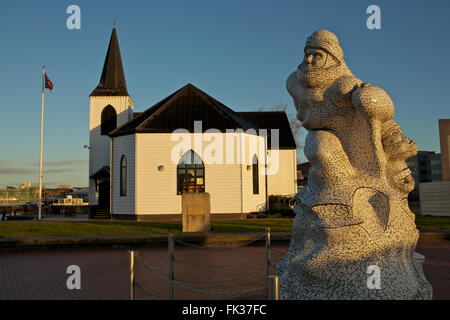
[0,216,448,239]
[414,215,450,231]
[0,219,293,239]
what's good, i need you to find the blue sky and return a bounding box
[0,0,449,187]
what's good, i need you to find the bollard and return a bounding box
[265,228,271,278]
[168,234,174,300]
[129,250,135,300]
[267,275,279,300]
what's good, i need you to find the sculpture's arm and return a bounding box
[352,85,394,123]
[324,75,363,108]
[286,71,297,98]
[325,75,394,123]
[286,71,303,114]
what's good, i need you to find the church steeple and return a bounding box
[90,28,129,97]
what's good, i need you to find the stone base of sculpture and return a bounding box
[276,201,432,299]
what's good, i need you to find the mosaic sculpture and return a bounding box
[276,30,433,299]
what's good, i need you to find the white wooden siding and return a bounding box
[89,96,134,131]
[134,132,267,215]
[112,135,136,215]
[241,134,267,213]
[135,133,180,215]
[89,96,134,205]
[266,149,297,196]
[205,164,242,214]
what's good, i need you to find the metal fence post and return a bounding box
[168,234,174,300]
[129,250,135,300]
[266,228,271,278]
[267,275,279,300]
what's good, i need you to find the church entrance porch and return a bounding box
[98,180,110,211]
[89,166,111,219]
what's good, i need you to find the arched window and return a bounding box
[177,150,205,195]
[252,154,259,194]
[101,105,117,135]
[120,155,127,197]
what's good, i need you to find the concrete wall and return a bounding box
[419,181,450,216]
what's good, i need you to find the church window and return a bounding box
[252,154,259,194]
[120,155,127,197]
[101,105,117,135]
[177,150,205,195]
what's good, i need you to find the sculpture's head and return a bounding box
[382,120,417,195]
[297,30,351,88]
[382,120,417,161]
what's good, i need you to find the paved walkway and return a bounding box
[417,241,450,300]
[0,240,448,300]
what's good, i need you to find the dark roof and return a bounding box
[90,28,129,97]
[109,83,256,137]
[89,166,110,180]
[237,112,297,149]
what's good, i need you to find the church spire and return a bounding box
[90,28,129,97]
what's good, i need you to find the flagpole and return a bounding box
[38,66,45,221]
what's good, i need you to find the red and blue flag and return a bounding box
[44,73,53,92]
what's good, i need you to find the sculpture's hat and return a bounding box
[305,30,344,61]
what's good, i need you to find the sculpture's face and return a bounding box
[382,123,417,161]
[292,47,351,130]
[297,48,340,88]
[382,123,417,195]
[303,48,329,68]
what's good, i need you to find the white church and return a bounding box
[88,28,298,220]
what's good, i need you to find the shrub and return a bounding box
[268,195,296,218]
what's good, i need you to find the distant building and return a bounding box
[439,119,450,181]
[53,195,88,207]
[406,151,442,200]
[69,187,89,203]
[19,182,32,189]
[0,196,17,201]
[56,185,72,190]
[0,186,39,203]
[42,187,72,203]
[416,120,450,216]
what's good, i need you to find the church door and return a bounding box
[98,180,110,211]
